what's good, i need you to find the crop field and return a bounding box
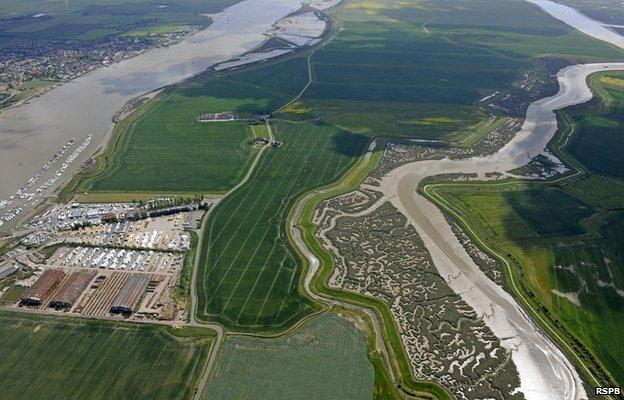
[0,0,238,41]
[439,185,595,243]
[88,114,254,194]
[277,0,624,142]
[195,121,369,331]
[84,59,312,194]
[435,181,624,384]
[204,313,374,399]
[0,311,214,400]
[566,73,624,179]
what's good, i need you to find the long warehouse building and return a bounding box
[49,270,95,310]
[21,269,65,306]
[110,274,150,314]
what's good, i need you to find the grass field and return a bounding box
[0,285,24,304]
[0,311,214,400]
[276,0,624,142]
[433,177,624,386]
[565,175,624,210]
[204,313,374,399]
[195,120,369,331]
[566,72,624,179]
[82,58,309,195]
[87,100,254,194]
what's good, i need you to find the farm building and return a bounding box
[0,259,19,280]
[49,271,95,310]
[250,114,271,124]
[20,269,65,306]
[110,274,150,314]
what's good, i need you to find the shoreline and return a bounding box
[0,0,334,233]
[377,62,624,400]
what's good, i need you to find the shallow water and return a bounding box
[380,2,624,398]
[527,0,624,49]
[0,0,313,201]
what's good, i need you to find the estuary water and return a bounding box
[0,0,322,201]
[527,0,624,49]
[380,1,624,399]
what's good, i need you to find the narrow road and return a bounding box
[188,143,269,400]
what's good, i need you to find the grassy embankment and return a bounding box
[0,311,215,400]
[423,72,624,388]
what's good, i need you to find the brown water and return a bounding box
[379,4,624,396]
[0,0,323,201]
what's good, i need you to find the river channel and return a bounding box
[378,1,624,399]
[0,0,331,207]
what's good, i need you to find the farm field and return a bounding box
[195,120,368,331]
[204,313,374,399]
[275,0,624,143]
[0,0,238,41]
[0,311,214,400]
[434,179,624,384]
[565,73,624,179]
[83,58,309,195]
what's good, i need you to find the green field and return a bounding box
[434,180,624,385]
[566,73,624,179]
[83,58,309,195]
[0,311,214,400]
[277,0,624,142]
[0,0,238,41]
[88,104,254,194]
[204,313,374,399]
[566,175,624,210]
[195,120,368,331]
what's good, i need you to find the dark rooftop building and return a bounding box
[0,259,19,280]
[110,274,149,315]
[21,269,65,307]
[49,270,95,310]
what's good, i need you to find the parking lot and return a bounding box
[48,246,184,275]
